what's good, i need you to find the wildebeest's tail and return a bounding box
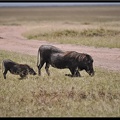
[37,48,40,67]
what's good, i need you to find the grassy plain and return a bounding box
[0,50,120,117]
[0,6,120,48]
[0,6,120,117]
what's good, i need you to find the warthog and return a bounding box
[2,59,36,79]
[37,45,95,77]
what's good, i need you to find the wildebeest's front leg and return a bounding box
[45,63,50,76]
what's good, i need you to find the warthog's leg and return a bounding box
[75,70,81,77]
[38,60,45,76]
[45,63,50,76]
[19,70,28,79]
[20,74,26,78]
[69,67,81,77]
[3,69,8,79]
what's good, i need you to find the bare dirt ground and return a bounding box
[0,26,120,71]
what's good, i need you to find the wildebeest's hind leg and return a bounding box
[3,69,8,79]
[45,63,50,76]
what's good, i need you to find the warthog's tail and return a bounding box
[1,60,5,73]
[37,48,40,67]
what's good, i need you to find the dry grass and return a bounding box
[0,6,120,24]
[0,6,120,48]
[0,50,120,117]
[24,26,120,48]
[0,6,120,117]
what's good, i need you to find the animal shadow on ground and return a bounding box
[65,74,81,77]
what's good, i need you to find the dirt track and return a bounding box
[0,26,120,71]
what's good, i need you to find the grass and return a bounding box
[0,6,120,24]
[0,6,120,48]
[24,27,120,48]
[0,6,120,116]
[0,50,120,117]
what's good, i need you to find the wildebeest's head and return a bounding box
[82,54,95,77]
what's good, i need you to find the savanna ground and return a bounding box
[0,6,120,117]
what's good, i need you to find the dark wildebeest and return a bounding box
[37,45,95,77]
[2,59,36,79]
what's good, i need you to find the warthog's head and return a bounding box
[80,54,95,77]
[28,67,36,75]
[83,54,95,77]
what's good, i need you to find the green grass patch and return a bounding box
[0,50,120,117]
[27,28,120,38]
[24,28,120,48]
[27,29,80,39]
[81,28,120,37]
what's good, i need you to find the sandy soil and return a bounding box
[0,26,120,71]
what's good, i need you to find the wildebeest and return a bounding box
[37,45,95,77]
[2,59,36,79]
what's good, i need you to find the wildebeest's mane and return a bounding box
[63,51,91,61]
